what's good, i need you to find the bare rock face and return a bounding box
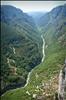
[58,59,66,100]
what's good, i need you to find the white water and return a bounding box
[13,47,16,54]
[24,35,45,87]
[24,70,32,87]
[2,35,45,96]
[41,35,45,62]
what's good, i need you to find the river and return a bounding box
[41,35,45,62]
[2,34,45,96]
[24,35,45,87]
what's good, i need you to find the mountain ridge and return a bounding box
[1,4,66,100]
[1,5,42,95]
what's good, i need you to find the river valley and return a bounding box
[1,34,45,96]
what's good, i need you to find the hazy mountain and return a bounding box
[38,4,66,45]
[28,11,46,26]
[39,4,66,28]
[1,5,42,94]
[28,11,46,18]
[27,4,66,100]
[1,4,66,100]
[1,5,41,42]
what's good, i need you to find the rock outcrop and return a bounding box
[58,59,66,100]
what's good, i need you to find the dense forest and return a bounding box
[1,5,42,94]
[1,4,66,100]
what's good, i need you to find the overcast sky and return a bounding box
[1,1,66,12]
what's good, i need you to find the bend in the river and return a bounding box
[24,34,45,87]
[2,34,45,95]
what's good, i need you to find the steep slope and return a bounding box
[1,5,42,94]
[1,4,66,100]
[1,5,41,43]
[28,4,66,99]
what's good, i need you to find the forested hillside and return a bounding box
[1,4,66,100]
[1,5,42,94]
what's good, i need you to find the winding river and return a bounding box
[41,35,45,63]
[24,35,45,87]
[2,34,45,96]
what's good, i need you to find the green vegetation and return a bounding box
[1,4,66,100]
[1,31,66,100]
[1,5,42,94]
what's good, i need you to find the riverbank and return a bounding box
[1,34,45,96]
[24,35,45,87]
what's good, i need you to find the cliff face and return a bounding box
[58,59,66,100]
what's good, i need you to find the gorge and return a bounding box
[1,34,45,95]
[1,3,66,100]
[24,34,45,88]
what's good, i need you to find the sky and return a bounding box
[1,1,66,12]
